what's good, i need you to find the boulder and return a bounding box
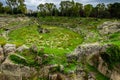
[0,45,3,55]
[20,66,36,79]
[98,21,120,35]
[67,43,111,62]
[49,74,57,80]
[49,73,65,80]
[43,54,49,58]
[30,44,38,53]
[38,27,50,34]
[3,44,16,56]
[1,63,21,77]
[0,74,22,80]
[0,58,21,80]
[111,70,120,80]
[38,65,64,78]
[42,29,50,33]
[0,55,37,80]
[0,45,4,63]
[38,66,50,78]
[16,45,29,52]
[67,42,100,62]
[59,65,64,72]
[35,56,42,65]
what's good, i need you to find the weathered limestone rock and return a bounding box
[97,56,110,76]
[30,44,38,53]
[21,66,37,79]
[35,56,42,65]
[111,70,120,80]
[67,42,110,62]
[39,66,50,78]
[0,58,21,80]
[49,74,57,80]
[67,43,118,80]
[38,27,50,34]
[3,44,16,56]
[0,45,3,55]
[0,74,21,80]
[0,55,37,80]
[0,45,4,63]
[16,45,29,52]
[49,73,66,80]
[98,21,120,35]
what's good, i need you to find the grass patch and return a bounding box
[0,37,7,46]
[64,63,77,74]
[8,25,83,66]
[8,25,83,54]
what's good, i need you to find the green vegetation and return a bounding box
[0,29,4,34]
[8,24,83,71]
[9,54,27,65]
[8,25,83,54]
[101,45,120,69]
[0,0,120,80]
[64,63,77,74]
[10,50,40,67]
[86,64,110,80]
[38,17,119,44]
[103,32,120,46]
[0,37,6,46]
[0,15,119,80]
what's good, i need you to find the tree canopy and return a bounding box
[0,0,119,18]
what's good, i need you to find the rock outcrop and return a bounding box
[0,44,35,80]
[3,44,16,56]
[0,45,4,63]
[98,21,120,35]
[16,45,29,52]
[37,27,50,34]
[67,43,120,80]
[67,42,110,62]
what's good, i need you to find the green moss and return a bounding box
[9,54,27,65]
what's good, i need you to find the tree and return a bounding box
[96,3,110,18]
[37,4,45,16]
[45,3,56,16]
[6,0,26,14]
[0,2,3,13]
[37,3,56,16]
[84,4,93,17]
[17,3,27,14]
[60,0,76,16]
[4,6,11,14]
[108,3,120,18]
[75,2,83,16]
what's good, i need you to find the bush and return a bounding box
[101,45,120,69]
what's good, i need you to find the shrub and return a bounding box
[101,45,120,69]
